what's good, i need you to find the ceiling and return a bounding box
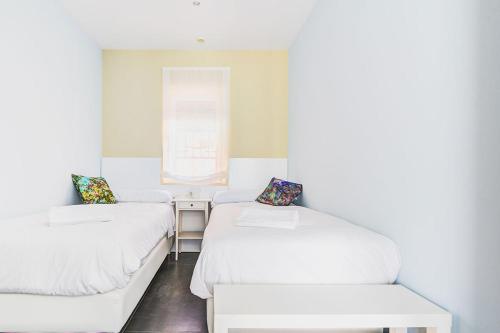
[59,0,317,50]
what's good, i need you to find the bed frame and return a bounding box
[0,236,173,333]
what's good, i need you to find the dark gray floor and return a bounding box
[122,254,390,333]
[124,253,208,333]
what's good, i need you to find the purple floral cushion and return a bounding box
[256,177,303,206]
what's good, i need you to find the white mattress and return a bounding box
[0,203,175,296]
[190,203,401,299]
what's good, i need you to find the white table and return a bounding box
[173,196,210,261]
[214,284,452,333]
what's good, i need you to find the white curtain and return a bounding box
[162,68,230,185]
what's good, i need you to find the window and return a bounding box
[162,68,230,185]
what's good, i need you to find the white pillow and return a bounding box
[114,189,174,204]
[49,205,114,226]
[212,189,260,206]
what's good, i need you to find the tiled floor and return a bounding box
[124,253,208,333]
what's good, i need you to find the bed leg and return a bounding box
[427,328,451,333]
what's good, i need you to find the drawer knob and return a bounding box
[190,203,193,207]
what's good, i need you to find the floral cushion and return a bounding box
[71,174,116,204]
[256,177,303,206]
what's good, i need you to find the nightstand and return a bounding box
[173,195,211,261]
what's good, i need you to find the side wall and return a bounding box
[288,1,500,333]
[0,0,102,219]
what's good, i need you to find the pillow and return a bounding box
[71,174,116,204]
[114,189,173,204]
[256,177,303,206]
[212,189,261,206]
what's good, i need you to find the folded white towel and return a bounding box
[49,204,114,226]
[235,208,299,230]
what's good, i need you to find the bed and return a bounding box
[0,202,175,332]
[190,202,401,332]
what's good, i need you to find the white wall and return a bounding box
[288,1,500,333]
[0,0,101,219]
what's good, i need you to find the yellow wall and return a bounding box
[102,50,288,158]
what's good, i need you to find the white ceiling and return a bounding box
[59,0,317,50]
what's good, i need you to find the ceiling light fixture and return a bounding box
[193,1,201,6]
[196,37,205,43]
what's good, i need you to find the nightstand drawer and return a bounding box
[177,201,206,209]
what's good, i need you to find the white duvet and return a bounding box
[0,203,175,296]
[190,203,401,299]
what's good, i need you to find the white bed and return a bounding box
[190,202,401,333]
[191,202,401,299]
[0,202,175,332]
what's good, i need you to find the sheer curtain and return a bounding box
[162,68,230,185]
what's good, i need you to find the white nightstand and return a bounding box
[173,195,211,261]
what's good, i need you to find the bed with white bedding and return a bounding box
[191,202,401,299]
[0,202,175,332]
[192,202,401,333]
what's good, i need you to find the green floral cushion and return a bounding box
[71,174,116,204]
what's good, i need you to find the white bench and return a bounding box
[213,284,451,333]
